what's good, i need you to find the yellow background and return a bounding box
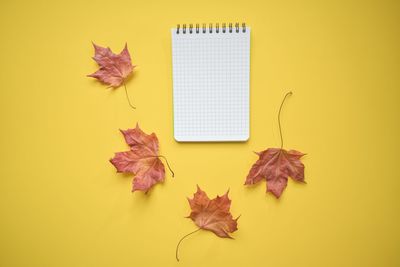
[0,0,399,266]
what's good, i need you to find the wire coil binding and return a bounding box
[176,22,246,34]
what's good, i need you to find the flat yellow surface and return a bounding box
[0,0,399,266]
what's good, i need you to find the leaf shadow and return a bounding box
[124,172,169,203]
[288,177,308,192]
[124,70,138,84]
[243,181,283,205]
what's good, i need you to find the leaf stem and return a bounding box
[278,91,293,150]
[158,155,175,177]
[123,81,136,109]
[176,228,201,262]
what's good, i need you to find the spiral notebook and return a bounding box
[171,23,250,142]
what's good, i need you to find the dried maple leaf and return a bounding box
[176,186,239,261]
[88,43,134,87]
[245,148,305,198]
[245,92,306,198]
[87,42,136,109]
[187,186,239,238]
[110,123,174,192]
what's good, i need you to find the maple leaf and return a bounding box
[88,43,134,87]
[244,92,306,198]
[187,185,239,238]
[87,42,136,109]
[245,148,305,198]
[109,123,174,193]
[176,186,239,261]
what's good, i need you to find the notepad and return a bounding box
[171,23,250,142]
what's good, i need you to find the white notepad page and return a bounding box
[171,25,250,142]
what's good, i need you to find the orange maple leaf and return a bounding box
[110,124,173,193]
[187,185,239,238]
[176,186,239,261]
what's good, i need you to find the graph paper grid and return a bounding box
[171,27,250,142]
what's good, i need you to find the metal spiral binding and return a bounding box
[176,22,246,34]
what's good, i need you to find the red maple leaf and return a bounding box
[245,92,306,198]
[176,186,239,261]
[87,43,136,109]
[110,124,173,193]
[87,43,135,87]
[245,148,305,198]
